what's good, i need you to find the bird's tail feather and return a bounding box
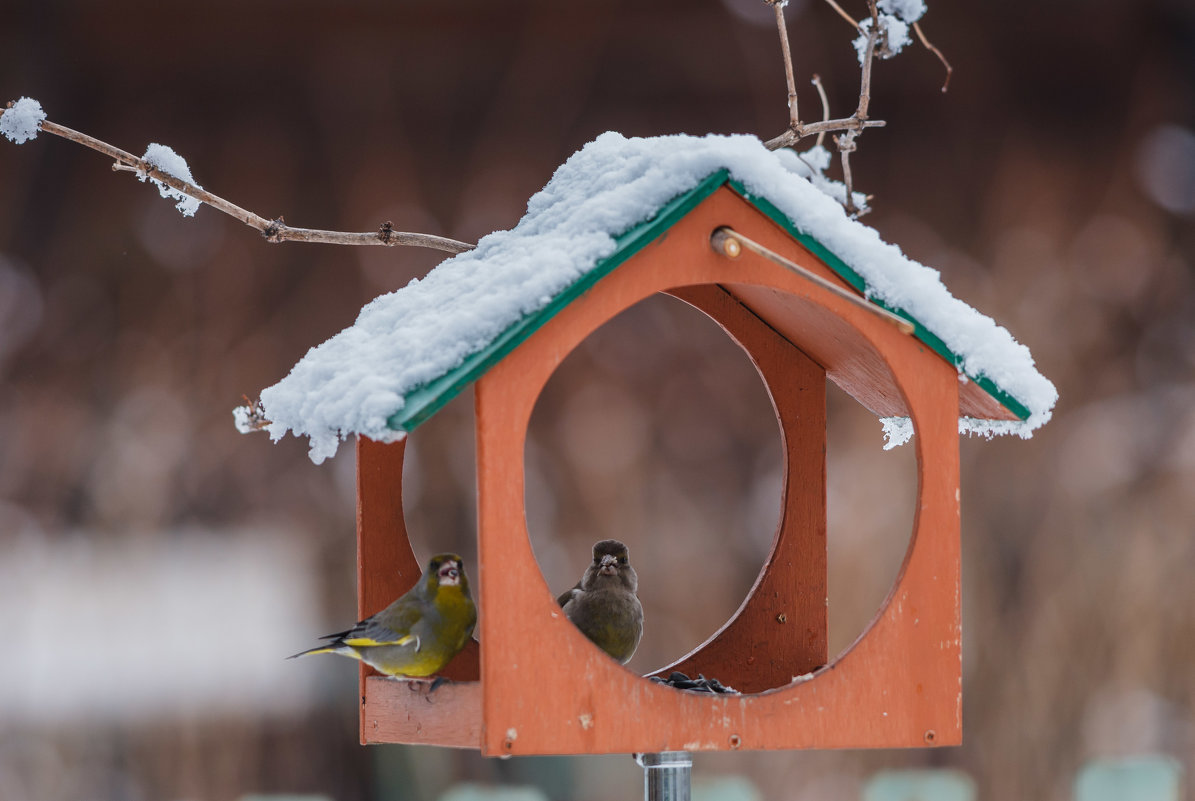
[288,644,360,660]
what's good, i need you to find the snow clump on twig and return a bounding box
[140,143,202,217]
[1,97,47,144]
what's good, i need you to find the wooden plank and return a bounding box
[362,676,482,748]
[726,179,1026,421]
[471,185,962,755]
[356,437,480,746]
[728,284,1013,421]
[653,283,827,693]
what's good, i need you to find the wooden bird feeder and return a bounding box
[259,157,1051,757]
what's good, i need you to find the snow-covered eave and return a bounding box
[385,170,742,435]
[250,133,1057,464]
[389,173,1041,434]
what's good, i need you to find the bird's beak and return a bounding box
[438,561,461,586]
[599,554,618,576]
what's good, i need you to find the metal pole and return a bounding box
[635,751,692,801]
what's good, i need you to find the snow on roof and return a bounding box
[252,132,1057,464]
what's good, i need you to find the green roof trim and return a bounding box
[388,170,1030,434]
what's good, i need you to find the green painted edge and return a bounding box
[724,178,1032,421]
[387,169,734,433]
[387,169,1030,434]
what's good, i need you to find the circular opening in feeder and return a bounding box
[522,287,917,690]
[401,390,480,568]
[524,293,783,676]
[825,384,917,660]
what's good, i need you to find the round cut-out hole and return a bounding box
[525,293,783,675]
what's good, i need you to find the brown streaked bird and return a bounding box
[290,553,476,680]
[557,539,643,664]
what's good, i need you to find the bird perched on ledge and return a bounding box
[557,539,644,664]
[290,553,477,679]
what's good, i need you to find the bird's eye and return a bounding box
[618,556,628,565]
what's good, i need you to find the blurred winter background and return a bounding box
[1,0,1193,799]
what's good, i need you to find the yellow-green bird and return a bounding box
[290,553,477,679]
[557,539,643,664]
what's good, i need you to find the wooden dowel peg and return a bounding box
[711,226,914,335]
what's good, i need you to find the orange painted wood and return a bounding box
[960,378,1019,421]
[472,185,961,755]
[651,283,827,693]
[356,436,480,746]
[361,676,482,747]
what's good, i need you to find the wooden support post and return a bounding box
[357,436,480,747]
[656,284,828,693]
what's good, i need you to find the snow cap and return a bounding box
[251,132,1057,463]
[1,97,47,144]
[140,143,202,217]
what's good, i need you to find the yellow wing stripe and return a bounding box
[342,633,418,648]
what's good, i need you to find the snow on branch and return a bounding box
[762,0,952,216]
[0,97,46,143]
[1,99,474,255]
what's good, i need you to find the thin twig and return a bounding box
[837,0,879,216]
[820,0,861,29]
[855,0,879,120]
[810,74,831,148]
[772,1,800,130]
[763,0,886,154]
[913,21,953,92]
[836,131,859,215]
[763,117,885,150]
[802,116,886,137]
[35,118,474,254]
[763,130,799,151]
[760,0,950,217]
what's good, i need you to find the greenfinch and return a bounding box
[557,539,643,664]
[290,553,477,679]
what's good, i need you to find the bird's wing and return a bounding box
[326,599,425,647]
[557,582,582,608]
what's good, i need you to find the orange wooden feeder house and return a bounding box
[253,136,1054,759]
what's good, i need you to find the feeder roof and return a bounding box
[249,132,1057,464]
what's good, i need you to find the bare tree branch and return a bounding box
[914,21,954,92]
[821,0,862,29]
[836,0,879,216]
[836,131,859,214]
[855,0,880,121]
[772,1,801,130]
[764,0,887,156]
[811,74,832,148]
[760,0,952,218]
[32,116,475,254]
[764,116,886,149]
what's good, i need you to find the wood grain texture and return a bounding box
[356,436,480,747]
[469,186,962,755]
[652,283,827,693]
[361,676,482,748]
